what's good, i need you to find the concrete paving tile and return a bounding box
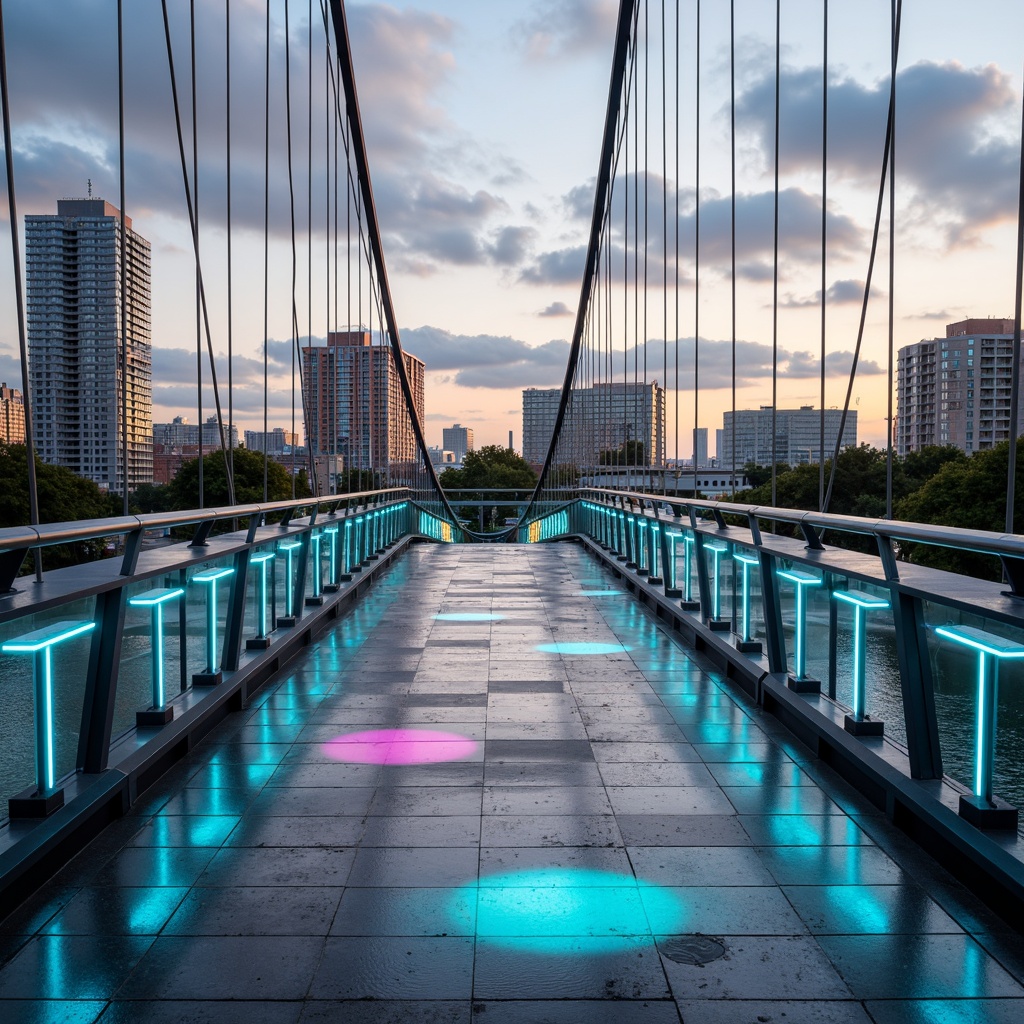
[481,814,623,848]
[741,815,871,847]
[162,886,343,936]
[299,1001,471,1023]
[862,999,1024,1023]
[331,887,475,937]
[607,787,733,815]
[626,846,776,886]
[0,1000,108,1024]
[591,741,701,763]
[473,935,670,999]
[782,885,964,935]
[116,936,323,999]
[675,1000,871,1023]
[222,815,365,848]
[659,934,851,1000]
[643,885,808,935]
[361,815,481,847]
[756,843,906,885]
[247,786,375,816]
[484,762,604,786]
[101,1002,302,1024]
[617,815,752,847]
[483,786,613,816]
[468,1001,681,1023]
[479,846,634,878]
[0,934,155,999]
[600,763,718,788]
[196,846,356,887]
[816,934,1024,999]
[346,847,481,888]
[40,888,188,936]
[309,936,474,998]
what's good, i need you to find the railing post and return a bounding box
[757,549,787,675]
[78,586,128,774]
[222,549,251,671]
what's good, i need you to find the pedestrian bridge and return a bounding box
[1,495,1024,1021]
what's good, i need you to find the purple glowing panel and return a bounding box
[322,728,478,765]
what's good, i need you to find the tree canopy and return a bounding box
[0,442,113,570]
[166,448,309,510]
[439,446,537,490]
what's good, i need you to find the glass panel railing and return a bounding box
[0,598,96,814]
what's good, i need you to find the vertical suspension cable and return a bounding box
[661,0,668,489]
[262,0,270,501]
[886,0,897,519]
[191,0,202,507]
[643,0,649,488]
[771,0,780,506]
[819,0,828,511]
[159,1,235,506]
[674,0,680,490]
[824,0,902,513]
[0,0,43,581]
[225,0,234,492]
[729,0,736,497]
[1006,61,1024,534]
[118,0,128,513]
[308,0,314,494]
[693,0,700,499]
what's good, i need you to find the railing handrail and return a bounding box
[0,487,413,555]
[585,486,1024,563]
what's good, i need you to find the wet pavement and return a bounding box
[1,543,1023,1023]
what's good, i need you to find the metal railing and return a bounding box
[0,488,461,820]
[526,487,1024,836]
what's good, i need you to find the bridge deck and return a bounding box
[2,544,1024,1023]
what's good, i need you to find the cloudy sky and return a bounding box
[1,0,1023,458]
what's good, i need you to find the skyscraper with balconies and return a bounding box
[26,197,152,492]
[896,319,1019,456]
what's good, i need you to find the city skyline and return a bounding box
[1,2,1024,459]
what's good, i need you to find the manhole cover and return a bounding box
[659,935,727,965]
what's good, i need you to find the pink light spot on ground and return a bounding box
[321,728,479,765]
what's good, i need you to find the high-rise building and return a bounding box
[26,197,152,492]
[897,319,1020,456]
[720,406,856,468]
[692,427,708,467]
[442,423,474,463]
[0,383,26,444]
[244,427,299,454]
[154,415,239,451]
[302,330,425,481]
[522,382,666,467]
[522,388,561,464]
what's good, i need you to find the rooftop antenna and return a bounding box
[87,178,92,197]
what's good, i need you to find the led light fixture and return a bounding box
[3,618,95,812]
[191,566,234,685]
[732,550,761,653]
[777,568,822,690]
[935,623,1024,829]
[833,590,889,736]
[128,587,185,725]
[247,551,275,650]
[705,541,729,626]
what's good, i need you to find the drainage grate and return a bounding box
[659,935,727,965]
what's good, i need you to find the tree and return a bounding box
[165,448,309,511]
[440,446,538,530]
[895,439,1024,580]
[0,442,111,569]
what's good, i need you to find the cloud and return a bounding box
[1,2,529,279]
[906,309,956,322]
[401,325,570,388]
[515,0,619,62]
[539,301,575,317]
[781,278,871,308]
[610,336,884,391]
[521,174,862,287]
[737,60,1020,242]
